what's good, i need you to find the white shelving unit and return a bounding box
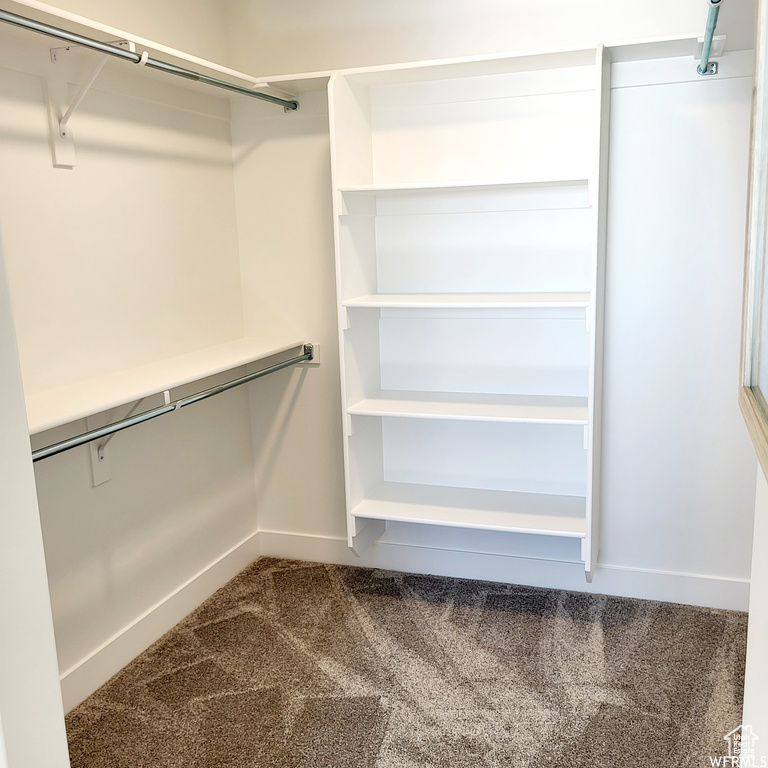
[329,46,610,579]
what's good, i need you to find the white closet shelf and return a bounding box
[338,178,589,195]
[3,0,292,99]
[25,334,305,435]
[352,482,586,537]
[348,391,588,424]
[343,292,590,309]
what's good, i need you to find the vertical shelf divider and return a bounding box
[583,44,612,582]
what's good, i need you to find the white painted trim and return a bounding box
[258,529,750,612]
[0,712,8,768]
[60,526,749,714]
[59,530,261,713]
[0,225,70,766]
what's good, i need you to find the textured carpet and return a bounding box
[66,558,747,767]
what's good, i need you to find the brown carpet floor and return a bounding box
[66,557,747,767]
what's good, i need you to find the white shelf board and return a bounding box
[338,178,589,195]
[25,335,305,435]
[343,292,590,309]
[352,482,586,537]
[605,35,699,63]
[3,0,283,95]
[253,74,333,94]
[338,48,598,85]
[348,391,588,424]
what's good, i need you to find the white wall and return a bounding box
[743,468,768,755]
[601,59,756,579]
[230,91,345,543]
[224,0,755,76]
[1,65,243,391]
[0,230,68,765]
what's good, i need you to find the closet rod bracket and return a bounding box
[696,0,723,76]
[300,343,318,365]
[52,40,134,139]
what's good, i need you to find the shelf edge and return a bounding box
[351,509,586,538]
[26,336,306,435]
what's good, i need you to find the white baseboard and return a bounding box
[258,529,751,612]
[59,530,262,713]
[59,527,750,713]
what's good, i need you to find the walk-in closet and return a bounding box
[0,1,764,766]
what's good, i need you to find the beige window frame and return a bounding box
[741,0,768,474]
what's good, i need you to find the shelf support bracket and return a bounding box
[87,398,145,486]
[57,53,108,139]
[96,398,145,461]
[46,39,134,168]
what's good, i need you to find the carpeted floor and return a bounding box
[66,558,747,767]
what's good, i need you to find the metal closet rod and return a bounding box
[0,7,299,111]
[698,0,722,76]
[31,344,314,463]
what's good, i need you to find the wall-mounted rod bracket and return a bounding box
[51,40,137,138]
[697,0,723,76]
